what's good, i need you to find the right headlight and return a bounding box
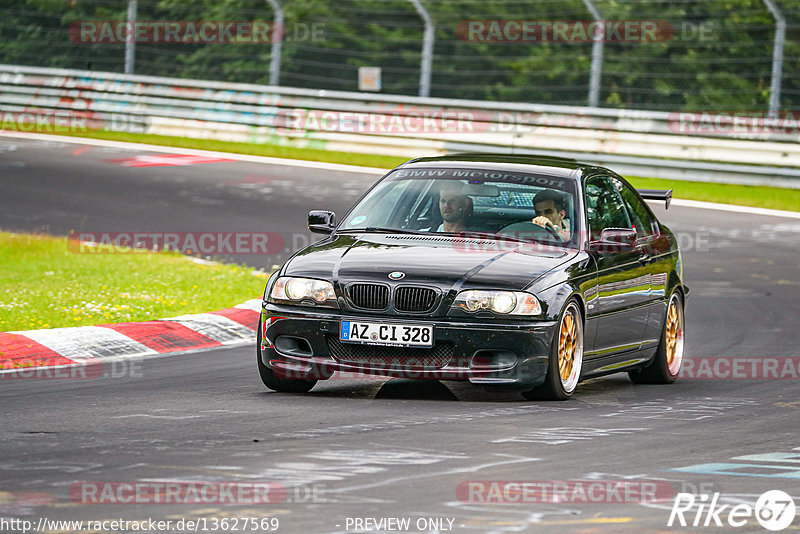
[452,290,541,315]
[268,277,338,307]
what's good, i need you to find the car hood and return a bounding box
[284,233,577,292]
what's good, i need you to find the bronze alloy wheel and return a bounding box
[628,290,685,385]
[665,293,684,376]
[558,302,583,393]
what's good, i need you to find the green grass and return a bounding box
[56,129,410,169]
[0,231,267,332]
[625,176,800,212]
[30,128,800,212]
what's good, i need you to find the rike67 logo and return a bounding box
[668,490,796,531]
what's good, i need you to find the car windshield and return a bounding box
[337,167,580,246]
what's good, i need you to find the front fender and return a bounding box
[526,251,595,321]
[534,283,586,322]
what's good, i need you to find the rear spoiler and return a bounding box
[637,189,673,209]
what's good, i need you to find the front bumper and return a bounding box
[260,304,558,388]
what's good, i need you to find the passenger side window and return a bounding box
[585,176,631,240]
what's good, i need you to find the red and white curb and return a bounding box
[0,299,263,376]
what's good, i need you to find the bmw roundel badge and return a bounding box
[388,271,405,280]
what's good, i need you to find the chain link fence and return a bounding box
[2,0,800,113]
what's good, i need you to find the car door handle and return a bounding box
[638,254,654,265]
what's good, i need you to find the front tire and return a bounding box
[629,290,684,385]
[257,317,317,393]
[523,299,584,401]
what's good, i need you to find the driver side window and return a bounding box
[585,176,632,241]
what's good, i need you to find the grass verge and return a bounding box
[43,129,800,212]
[55,129,410,169]
[0,231,266,332]
[625,176,800,212]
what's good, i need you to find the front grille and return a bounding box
[348,283,389,310]
[395,286,437,312]
[327,337,454,369]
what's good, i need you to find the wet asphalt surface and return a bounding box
[1,135,799,533]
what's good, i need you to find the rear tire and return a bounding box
[257,317,317,393]
[629,290,684,385]
[522,299,583,401]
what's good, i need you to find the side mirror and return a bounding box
[308,210,336,234]
[589,228,638,252]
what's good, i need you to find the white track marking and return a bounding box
[234,299,263,312]
[160,313,254,344]
[11,326,156,362]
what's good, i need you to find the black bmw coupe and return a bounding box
[258,154,687,400]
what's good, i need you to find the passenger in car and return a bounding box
[431,181,473,232]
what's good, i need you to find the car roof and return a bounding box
[399,153,591,180]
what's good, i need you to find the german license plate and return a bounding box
[340,321,433,348]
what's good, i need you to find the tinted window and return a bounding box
[619,182,657,238]
[338,167,579,246]
[585,176,631,240]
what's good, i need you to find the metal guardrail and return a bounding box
[1,64,799,188]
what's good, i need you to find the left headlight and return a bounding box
[268,277,338,307]
[452,290,541,315]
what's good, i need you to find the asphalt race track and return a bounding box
[2,135,800,533]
